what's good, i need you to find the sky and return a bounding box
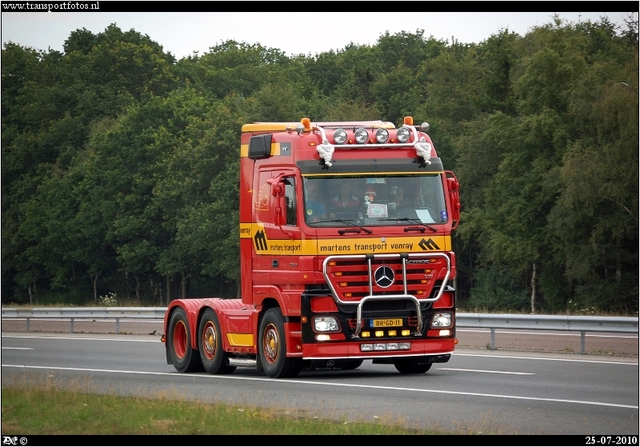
[1,9,637,59]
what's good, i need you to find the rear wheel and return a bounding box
[393,358,433,374]
[167,307,202,373]
[259,308,302,378]
[198,308,236,374]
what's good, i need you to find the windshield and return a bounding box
[303,174,447,226]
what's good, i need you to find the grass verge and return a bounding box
[1,381,450,435]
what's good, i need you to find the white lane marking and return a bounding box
[1,347,33,350]
[2,363,637,410]
[454,352,638,366]
[2,334,159,343]
[439,367,533,375]
[457,328,638,339]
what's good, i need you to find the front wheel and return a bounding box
[198,308,236,374]
[259,308,302,378]
[393,358,433,374]
[167,307,202,373]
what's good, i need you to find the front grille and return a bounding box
[324,253,449,303]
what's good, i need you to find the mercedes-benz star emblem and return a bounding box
[374,265,395,288]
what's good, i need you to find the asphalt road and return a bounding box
[2,317,637,357]
[2,331,638,436]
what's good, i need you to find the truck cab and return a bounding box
[164,117,460,378]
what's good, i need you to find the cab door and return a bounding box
[252,169,302,281]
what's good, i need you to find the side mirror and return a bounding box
[267,174,286,226]
[446,171,461,230]
[267,174,285,197]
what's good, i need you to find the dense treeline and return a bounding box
[2,16,638,314]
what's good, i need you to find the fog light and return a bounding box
[333,129,347,144]
[397,127,411,143]
[361,344,373,351]
[361,331,370,338]
[401,330,411,336]
[399,342,411,350]
[375,330,384,337]
[387,343,399,350]
[374,343,386,351]
[375,128,389,143]
[439,329,451,336]
[316,334,331,341]
[355,128,368,144]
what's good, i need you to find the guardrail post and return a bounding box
[580,330,586,355]
[26,317,30,333]
[490,328,497,350]
[115,318,120,334]
[70,318,74,333]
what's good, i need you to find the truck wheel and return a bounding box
[393,358,432,374]
[198,308,236,374]
[259,308,302,378]
[168,307,202,373]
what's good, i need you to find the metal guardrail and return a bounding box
[1,307,166,335]
[456,313,638,354]
[1,307,638,354]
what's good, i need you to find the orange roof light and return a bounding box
[301,117,311,131]
[403,116,414,126]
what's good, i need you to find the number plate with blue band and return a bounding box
[371,318,403,328]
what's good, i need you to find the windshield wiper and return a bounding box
[324,219,373,235]
[378,217,437,233]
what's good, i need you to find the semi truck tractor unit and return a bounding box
[162,116,461,378]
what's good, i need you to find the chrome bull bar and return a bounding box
[322,253,451,337]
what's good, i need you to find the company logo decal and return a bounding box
[254,230,268,251]
[418,238,440,251]
[253,184,270,211]
[374,265,395,288]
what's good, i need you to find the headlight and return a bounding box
[396,127,411,143]
[333,129,347,144]
[314,316,340,332]
[431,312,452,328]
[375,128,389,143]
[354,128,368,144]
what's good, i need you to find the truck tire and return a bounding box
[259,308,302,378]
[393,358,432,374]
[167,307,203,373]
[198,308,236,374]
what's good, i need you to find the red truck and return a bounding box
[162,116,460,378]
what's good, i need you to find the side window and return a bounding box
[283,177,297,226]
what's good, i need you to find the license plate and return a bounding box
[371,318,403,328]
